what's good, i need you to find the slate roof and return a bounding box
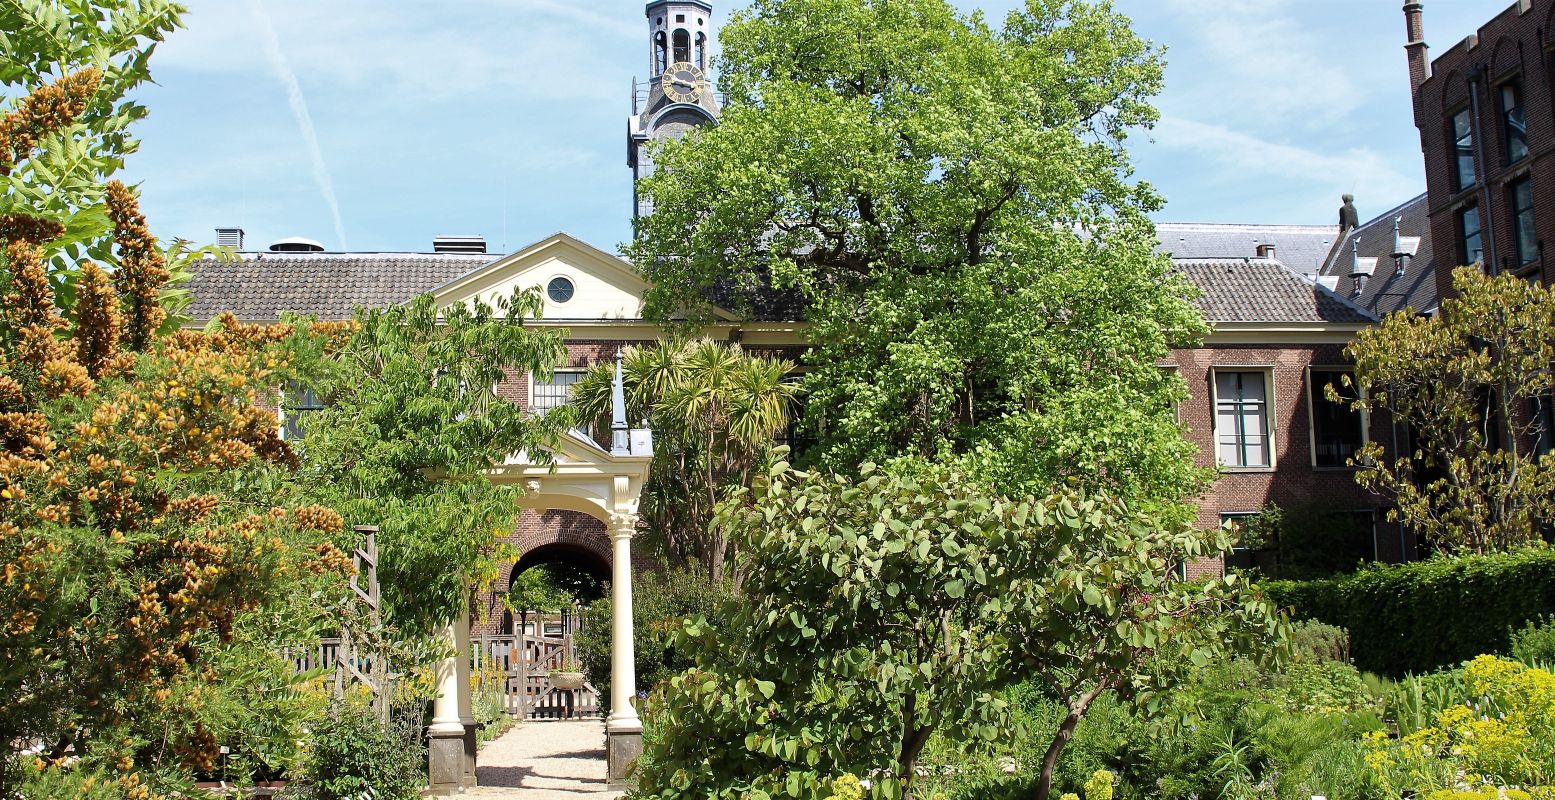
[1319,194,1438,316]
[185,252,495,322]
[1156,222,1341,275]
[1174,258,1378,325]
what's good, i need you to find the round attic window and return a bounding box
[547,276,575,304]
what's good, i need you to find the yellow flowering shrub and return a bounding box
[1365,656,1555,797]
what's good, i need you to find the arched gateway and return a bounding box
[426,360,652,794]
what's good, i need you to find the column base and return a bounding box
[427,725,468,795]
[606,726,643,786]
[463,722,478,787]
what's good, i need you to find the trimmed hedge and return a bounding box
[1262,549,1555,677]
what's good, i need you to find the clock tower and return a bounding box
[628,0,720,221]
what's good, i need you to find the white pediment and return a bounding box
[432,232,649,321]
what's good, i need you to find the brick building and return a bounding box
[183,0,1427,622]
[1407,0,1554,289]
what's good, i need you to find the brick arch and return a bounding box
[506,509,611,587]
[1488,35,1521,80]
[1440,67,1469,109]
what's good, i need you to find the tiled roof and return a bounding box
[1319,194,1437,316]
[1175,258,1378,325]
[185,252,494,322]
[1156,222,1341,275]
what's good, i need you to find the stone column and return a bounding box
[605,514,642,784]
[427,620,466,794]
[456,611,477,786]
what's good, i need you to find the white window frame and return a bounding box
[1210,367,1276,471]
[528,368,585,414]
[1305,366,1369,470]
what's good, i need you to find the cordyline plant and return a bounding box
[1341,267,1555,555]
[633,462,1282,800]
[569,339,800,580]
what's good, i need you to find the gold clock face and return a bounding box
[661,61,704,103]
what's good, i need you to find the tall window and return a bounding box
[1215,371,1271,468]
[1459,205,1484,266]
[672,29,690,63]
[1452,107,1476,190]
[282,385,326,442]
[1511,177,1538,267]
[654,32,667,73]
[531,370,584,414]
[1502,82,1529,164]
[1310,370,1365,468]
[694,32,707,69]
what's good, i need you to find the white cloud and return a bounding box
[1153,116,1419,203]
[1156,0,1363,130]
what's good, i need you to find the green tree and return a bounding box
[570,339,799,579]
[634,463,1279,800]
[629,0,1206,509]
[294,290,573,633]
[0,0,186,277]
[1343,267,1555,555]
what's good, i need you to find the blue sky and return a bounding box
[122,0,1505,255]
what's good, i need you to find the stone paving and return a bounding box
[464,719,623,799]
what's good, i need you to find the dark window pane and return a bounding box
[1511,178,1538,266]
[283,386,326,442]
[1311,370,1365,467]
[672,29,690,63]
[1460,205,1483,266]
[1453,108,1476,189]
[1534,396,1555,457]
[1503,83,1529,163]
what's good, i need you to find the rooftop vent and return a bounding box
[215,226,245,250]
[433,235,486,254]
[269,237,325,253]
[1349,239,1377,297]
[1255,243,1277,260]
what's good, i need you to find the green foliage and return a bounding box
[570,339,799,579]
[635,463,1278,800]
[1511,615,1555,666]
[575,564,734,715]
[929,656,1390,800]
[629,0,1208,513]
[295,701,424,800]
[1234,503,1375,580]
[506,564,580,615]
[1344,268,1555,555]
[295,290,571,632]
[0,0,186,275]
[1263,549,1555,676]
[1286,620,1351,665]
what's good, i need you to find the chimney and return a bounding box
[433,235,486,254]
[1391,216,1411,276]
[1339,195,1360,232]
[215,227,245,250]
[1404,2,1431,95]
[1256,243,1278,260]
[1350,239,1377,296]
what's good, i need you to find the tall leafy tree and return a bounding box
[1343,267,1555,555]
[634,463,1279,800]
[629,0,1206,508]
[294,291,574,633]
[570,339,800,579]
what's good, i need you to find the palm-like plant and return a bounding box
[571,339,800,580]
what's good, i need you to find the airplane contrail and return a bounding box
[248,0,348,251]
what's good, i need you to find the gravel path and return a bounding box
[464,719,623,799]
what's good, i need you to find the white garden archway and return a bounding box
[427,358,652,793]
